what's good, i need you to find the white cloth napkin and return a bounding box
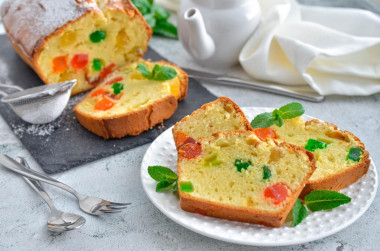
[239,0,380,96]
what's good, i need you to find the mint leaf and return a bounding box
[143,13,156,27]
[131,0,151,14]
[273,109,284,127]
[250,113,276,129]
[172,180,178,194]
[156,180,175,192]
[136,64,177,81]
[111,82,124,95]
[304,190,351,212]
[152,65,177,81]
[292,198,308,226]
[152,4,170,20]
[136,63,153,79]
[148,165,178,182]
[262,165,271,180]
[279,102,305,119]
[153,19,178,39]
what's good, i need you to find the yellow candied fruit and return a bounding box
[60,31,77,47]
[116,29,129,51]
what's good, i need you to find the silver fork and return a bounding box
[0,154,130,215]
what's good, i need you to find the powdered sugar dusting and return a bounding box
[1,0,97,57]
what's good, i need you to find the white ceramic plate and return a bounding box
[140,107,378,246]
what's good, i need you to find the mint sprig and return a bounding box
[148,165,178,192]
[250,102,305,129]
[292,198,308,227]
[304,190,351,212]
[136,63,177,81]
[292,190,351,226]
[131,0,178,39]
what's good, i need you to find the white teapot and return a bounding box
[178,0,261,69]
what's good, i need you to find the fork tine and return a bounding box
[106,202,131,206]
[99,209,122,214]
[105,204,130,210]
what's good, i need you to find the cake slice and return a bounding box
[267,118,370,196]
[177,131,316,227]
[74,60,188,139]
[172,97,253,149]
[1,0,151,95]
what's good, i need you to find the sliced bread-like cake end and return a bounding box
[177,130,316,227]
[172,97,253,149]
[269,118,370,196]
[74,59,188,139]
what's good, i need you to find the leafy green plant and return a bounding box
[250,102,305,129]
[292,190,351,226]
[131,0,178,39]
[136,63,177,81]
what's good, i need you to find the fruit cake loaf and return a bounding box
[0,0,151,95]
[172,97,253,149]
[267,118,370,196]
[74,60,188,139]
[177,130,316,227]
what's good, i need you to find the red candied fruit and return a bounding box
[99,63,116,79]
[264,183,289,205]
[254,128,277,141]
[71,54,89,70]
[105,76,124,85]
[179,143,202,159]
[90,88,108,98]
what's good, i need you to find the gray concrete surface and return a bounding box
[0,1,379,250]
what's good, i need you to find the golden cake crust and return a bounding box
[299,119,370,197]
[172,97,253,148]
[178,131,316,227]
[74,61,188,139]
[75,94,178,139]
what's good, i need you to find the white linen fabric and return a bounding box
[239,0,380,95]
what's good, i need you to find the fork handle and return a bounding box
[15,157,57,211]
[0,154,80,199]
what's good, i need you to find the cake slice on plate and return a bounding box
[177,130,316,227]
[267,118,370,196]
[172,97,253,149]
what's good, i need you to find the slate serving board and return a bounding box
[0,35,217,174]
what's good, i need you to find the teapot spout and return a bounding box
[184,8,215,60]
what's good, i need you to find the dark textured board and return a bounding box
[0,35,217,174]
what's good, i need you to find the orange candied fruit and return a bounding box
[264,183,289,205]
[71,54,89,70]
[52,55,68,74]
[254,128,277,141]
[178,142,202,159]
[90,88,108,98]
[94,97,115,111]
[175,131,189,148]
[105,76,124,85]
[99,63,116,79]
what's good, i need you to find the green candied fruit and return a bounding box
[203,152,221,167]
[347,147,363,162]
[262,165,271,180]
[92,58,103,71]
[305,139,328,152]
[111,82,124,95]
[90,30,106,43]
[234,159,252,172]
[179,181,194,193]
